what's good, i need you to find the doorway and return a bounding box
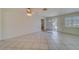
[46,17,58,32]
[41,18,45,31]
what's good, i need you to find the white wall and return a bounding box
[57,16,64,32]
[2,8,41,39]
[0,9,2,40]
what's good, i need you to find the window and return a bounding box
[64,16,79,28]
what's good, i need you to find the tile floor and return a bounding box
[0,31,79,50]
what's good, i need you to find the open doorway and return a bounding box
[52,18,58,31]
[41,18,45,31]
[46,17,58,32]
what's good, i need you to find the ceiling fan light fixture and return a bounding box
[26,8,32,16]
[27,13,32,16]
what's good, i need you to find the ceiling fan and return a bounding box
[42,8,47,11]
[26,8,47,16]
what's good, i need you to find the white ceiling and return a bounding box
[34,8,79,17]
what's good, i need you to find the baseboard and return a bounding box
[58,31,79,36]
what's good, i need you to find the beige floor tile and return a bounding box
[0,32,79,50]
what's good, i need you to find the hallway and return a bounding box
[0,31,79,50]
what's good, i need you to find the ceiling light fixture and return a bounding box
[26,8,32,16]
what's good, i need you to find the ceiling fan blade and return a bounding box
[43,8,47,11]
